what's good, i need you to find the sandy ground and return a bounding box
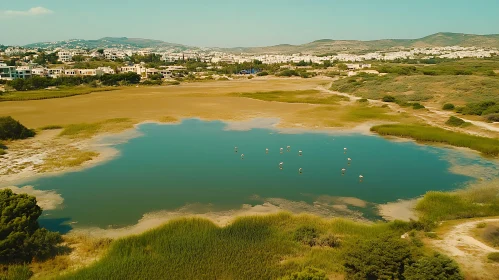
[431,218,499,279]
[377,199,419,221]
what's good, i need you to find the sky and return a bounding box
[1,0,499,47]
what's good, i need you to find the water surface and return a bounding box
[24,119,492,230]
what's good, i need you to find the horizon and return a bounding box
[2,0,499,47]
[8,31,499,49]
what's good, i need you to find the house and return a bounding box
[0,63,17,80]
[97,66,115,75]
[47,68,65,78]
[119,65,146,75]
[58,51,73,63]
[15,66,32,79]
[31,67,48,76]
[76,69,104,77]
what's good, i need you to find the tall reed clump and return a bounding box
[60,214,409,280]
[371,124,499,156]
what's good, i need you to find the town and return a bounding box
[1,44,497,81]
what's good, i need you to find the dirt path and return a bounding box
[431,218,499,279]
[317,84,499,136]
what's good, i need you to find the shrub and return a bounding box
[279,267,327,280]
[460,101,496,115]
[0,117,35,140]
[247,75,254,79]
[257,71,269,76]
[484,113,499,122]
[343,234,413,279]
[0,265,33,280]
[277,69,300,77]
[482,104,499,115]
[40,125,63,130]
[404,253,463,280]
[382,95,396,102]
[0,189,62,263]
[445,116,466,127]
[318,234,341,248]
[357,98,369,103]
[442,103,455,110]
[412,103,425,110]
[476,222,487,228]
[488,252,499,262]
[293,226,319,246]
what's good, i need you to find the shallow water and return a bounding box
[23,119,494,230]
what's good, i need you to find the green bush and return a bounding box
[277,69,300,77]
[279,267,327,280]
[484,113,499,122]
[482,104,499,115]
[248,75,254,79]
[460,101,496,115]
[0,117,35,140]
[293,226,319,246]
[404,253,463,280]
[357,98,369,103]
[0,148,5,155]
[476,222,487,228]
[0,265,33,280]
[257,71,269,76]
[445,116,466,127]
[382,95,396,102]
[442,103,455,110]
[412,103,425,109]
[318,234,341,248]
[488,252,499,262]
[0,189,62,263]
[343,234,413,279]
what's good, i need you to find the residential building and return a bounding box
[0,63,17,80]
[31,68,48,76]
[58,51,73,62]
[97,66,115,74]
[15,66,32,79]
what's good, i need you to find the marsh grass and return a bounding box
[61,213,405,280]
[416,182,499,223]
[40,150,99,171]
[40,125,64,130]
[59,118,133,139]
[231,90,350,105]
[156,116,179,123]
[0,87,117,102]
[371,124,499,156]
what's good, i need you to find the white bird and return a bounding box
[241,154,244,159]
[299,150,303,156]
[266,148,269,154]
[279,162,284,169]
[344,147,347,154]
[359,175,364,179]
[234,146,238,153]
[280,148,284,154]
[341,168,346,175]
[347,158,352,161]
[299,168,303,173]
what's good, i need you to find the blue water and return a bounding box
[24,119,486,230]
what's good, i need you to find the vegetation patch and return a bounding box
[416,183,499,224]
[231,90,350,105]
[371,124,499,156]
[0,87,116,102]
[39,125,64,130]
[59,118,133,139]
[40,150,99,172]
[488,252,499,262]
[0,116,35,140]
[443,103,455,110]
[445,116,471,127]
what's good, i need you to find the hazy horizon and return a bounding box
[2,0,499,47]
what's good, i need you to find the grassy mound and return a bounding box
[370,124,499,156]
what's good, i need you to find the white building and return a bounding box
[97,66,115,74]
[58,51,73,62]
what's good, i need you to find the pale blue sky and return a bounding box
[1,0,498,47]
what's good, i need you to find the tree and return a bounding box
[0,189,62,263]
[404,253,463,280]
[337,63,348,71]
[323,60,331,68]
[343,234,413,280]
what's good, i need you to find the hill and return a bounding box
[223,32,499,54]
[24,37,193,51]
[21,32,499,54]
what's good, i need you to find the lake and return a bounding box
[21,119,493,231]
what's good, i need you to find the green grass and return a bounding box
[60,213,407,280]
[59,118,133,139]
[416,183,499,223]
[371,124,499,156]
[39,125,64,130]
[0,87,117,102]
[231,90,350,105]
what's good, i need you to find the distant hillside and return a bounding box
[21,32,499,54]
[24,37,193,51]
[223,33,499,54]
